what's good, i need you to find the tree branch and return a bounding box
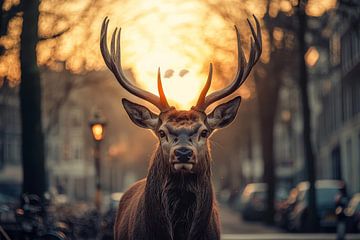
[40,10,70,22]
[39,27,70,41]
[1,1,23,37]
[38,0,96,41]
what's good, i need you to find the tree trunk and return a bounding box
[255,66,281,224]
[297,0,318,232]
[259,111,276,224]
[20,0,46,196]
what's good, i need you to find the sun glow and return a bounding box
[1,0,283,108]
[121,37,213,109]
[104,0,230,109]
[134,70,214,110]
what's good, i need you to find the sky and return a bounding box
[0,0,337,108]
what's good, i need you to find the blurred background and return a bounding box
[0,0,360,239]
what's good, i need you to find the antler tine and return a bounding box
[110,27,118,66]
[194,63,213,109]
[100,17,171,111]
[194,15,262,111]
[100,17,112,69]
[157,68,170,108]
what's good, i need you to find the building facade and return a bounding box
[46,101,95,201]
[316,4,360,194]
[0,79,22,182]
[41,69,96,202]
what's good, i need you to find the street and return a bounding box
[220,204,282,234]
[222,234,360,240]
[219,204,360,240]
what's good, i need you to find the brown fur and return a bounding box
[114,146,220,240]
[113,100,244,240]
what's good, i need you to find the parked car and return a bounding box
[0,182,22,239]
[109,192,124,210]
[0,181,21,202]
[100,192,124,240]
[239,183,266,221]
[275,187,299,230]
[239,183,288,221]
[288,180,345,232]
[346,193,360,233]
[0,193,21,239]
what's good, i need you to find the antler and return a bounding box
[100,17,171,111]
[194,15,262,111]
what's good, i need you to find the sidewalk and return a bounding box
[222,233,360,240]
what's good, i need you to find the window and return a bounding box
[355,82,360,116]
[53,146,59,162]
[346,138,353,189]
[358,132,360,192]
[70,143,82,161]
[343,85,353,122]
[13,142,20,163]
[5,142,11,163]
[74,145,81,160]
[354,32,359,62]
[330,33,340,66]
[0,140,4,168]
[331,146,341,180]
[71,110,82,127]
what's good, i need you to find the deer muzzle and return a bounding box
[172,147,195,171]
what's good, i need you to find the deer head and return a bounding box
[100,16,262,175]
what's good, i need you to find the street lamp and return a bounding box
[89,112,106,211]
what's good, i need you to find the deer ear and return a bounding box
[207,96,241,129]
[122,98,159,130]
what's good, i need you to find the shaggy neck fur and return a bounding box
[144,146,214,240]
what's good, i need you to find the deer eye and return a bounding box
[158,130,166,138]
[200,130,208,138]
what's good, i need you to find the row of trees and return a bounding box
[205,0,331,228]
[1,0,353,231]
[0,0,48,196]
[1,0,103,195]
[209,0,358,228]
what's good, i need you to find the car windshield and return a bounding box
[302,188,339,206]
[252,191,266,201]
[241,184,287,202]
[317,188,339,205]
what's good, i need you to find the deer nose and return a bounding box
[174,147,193,163]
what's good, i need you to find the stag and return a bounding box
[100,16,262,240]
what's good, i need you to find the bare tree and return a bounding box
[296,0,318,231]
[204,0,298,223]
[0,0,101,196]
[19,0,46,196]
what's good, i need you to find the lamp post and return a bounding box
[281,109,293,185]
[89,113,106,212]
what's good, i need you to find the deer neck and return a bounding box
[144,147,214,239]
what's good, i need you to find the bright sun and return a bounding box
[107,0,228,109]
